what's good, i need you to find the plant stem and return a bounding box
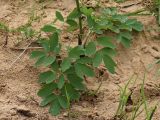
[65,85,71,120]
[158,0,160,26]
[94,77,103,95]
[75,0,83,45]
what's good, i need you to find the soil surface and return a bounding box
[0,0,160,120]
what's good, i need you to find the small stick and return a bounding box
[10,47,43,51]
[8,42,32,69]
[3,31,8,47]
[83,30,91,47]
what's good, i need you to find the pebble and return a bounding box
[16,94,27,102]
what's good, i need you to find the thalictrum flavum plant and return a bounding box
[30,0,143,116]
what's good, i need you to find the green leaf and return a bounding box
[35,56,45,67]
[85,42,96,56]
[67,8,79,19]
[81,7,93,16]
[97,36,112,41]
[76,57,92,64]
[125,19,137,25]
[56,11,64,22]
[64,66,75,75]
[51,61,59,71]
[38,83,57,98]
[54,44,61,54]
[112,14,128,23]
[41,25,56,32]
[93,52,102,67]
[132,21,143,32]
[66,19,78,27]
[38,39,50,52]
[87,15,95,28]
[108,25,120,33]
[40,94,56,107]
[75,63,95,78]
[43,56,56,66]
[58,96,68,109]
[67,74,85,90]
[58,75,65,89]
[62,84,80,100]
[121,32,132,40]
[100,47,116,57]
[116,33,131,48]
[35,56,56,67]
[61,58,71,72]
[69,46,84,59]
[118,24,132,31]
[49,99,61,116]
[103,7,117,16]
[30,51,45,59]
[103,55,116,74]
[121,37,131,48]
[39,71,56,84]
[49,32,59,51]
[97,36,116,49]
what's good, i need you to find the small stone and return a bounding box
[14,105,36,117]
[63,112,68,117]
[9,109,17,116]
[125,105,134,112]
[16,94,27,102]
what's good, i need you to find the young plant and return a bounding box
[115,75,137,119]
[141,74,158,120]
[143,0,160,25]
[30,0,143,116]
[115,74,158,120]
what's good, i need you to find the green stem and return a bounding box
[75,0,83,45]
[94,78,103,95]
[65,85,71,120]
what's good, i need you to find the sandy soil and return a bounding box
[0,0,160,120]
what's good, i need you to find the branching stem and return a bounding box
[75,0,83,45]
